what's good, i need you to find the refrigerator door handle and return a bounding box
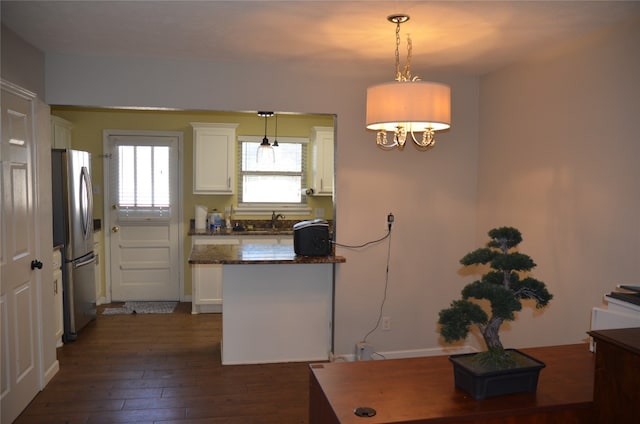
[80,165,94,240]
[74,254,97,268]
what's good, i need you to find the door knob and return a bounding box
[31,259,43,270]
[112,226,120,233]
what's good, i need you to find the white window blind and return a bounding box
[238,138,308,205]
[113,143,171,220]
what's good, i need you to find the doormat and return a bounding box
[102,301,178,315]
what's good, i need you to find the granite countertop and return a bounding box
[189,228,294,236]
[188,243,346,265]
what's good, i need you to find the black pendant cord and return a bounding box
[262,115,270,145]
[273,114,279,147]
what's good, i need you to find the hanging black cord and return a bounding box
[332,230,390,249]
[362,227,393,343]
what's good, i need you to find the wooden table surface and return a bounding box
[309,343,594,424]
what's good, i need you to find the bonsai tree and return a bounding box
[438,227,552,368]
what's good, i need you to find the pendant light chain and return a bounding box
[394,20,402,81]
[393,16,419,82]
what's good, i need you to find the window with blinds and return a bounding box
[114,144,171,219]
[239,140,307,204]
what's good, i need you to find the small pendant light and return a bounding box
[256,111,275,164]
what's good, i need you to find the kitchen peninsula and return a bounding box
[189,242,345,365]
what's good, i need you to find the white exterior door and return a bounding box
[0,82,41,423]
[105,132,182,301]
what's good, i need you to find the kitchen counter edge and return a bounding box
[188,243,345,265]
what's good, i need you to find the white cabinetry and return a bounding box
[94,230,102,305]
[53,248,64,347]
[191,123,238,194]
[191,236,240,314]
[51,116,72,149]
[191,235,293,313]
[311,126,334,196]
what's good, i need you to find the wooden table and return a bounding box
[309,344,594,423]
[589,327,640,424]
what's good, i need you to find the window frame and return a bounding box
[234,135,312,216]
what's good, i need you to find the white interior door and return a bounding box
[106,133,181,301]
[1,82,41,423]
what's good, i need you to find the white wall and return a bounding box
[45,53,481,356]
[478,17,640,348]
[1,24,45,97]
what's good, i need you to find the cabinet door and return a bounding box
[190,235,239,313]
[51,116,72,149]
[193,264,223,310]
[311,126,334,196]
[53,269,64,347]
[191,123,238,194]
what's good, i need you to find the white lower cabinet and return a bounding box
[53,248,63,347]
[193,264,224,314]
[191,236,239,314]
[191,235,293,313]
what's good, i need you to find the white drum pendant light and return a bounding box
[366,14,451,150]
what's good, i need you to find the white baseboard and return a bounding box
[43,359,60,388]
[333,345,478,362]
[192,303,222,314]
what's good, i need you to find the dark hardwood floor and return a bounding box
[15,303,309,424]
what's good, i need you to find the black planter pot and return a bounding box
[449,349,546,400]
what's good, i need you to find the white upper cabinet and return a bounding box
[51,116,72,149]
[311,126,334,196]
[191,123,238,194]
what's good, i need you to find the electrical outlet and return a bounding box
[356,342,374,361]
[382,316,391,331]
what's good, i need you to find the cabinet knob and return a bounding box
[112,226,120,233]
[31,259,43,270]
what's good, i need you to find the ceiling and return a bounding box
[2,1,640,76]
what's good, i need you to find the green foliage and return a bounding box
[438,300,487,343]
[438,226,552,355]
[460,248,497,266]
[487,227,522,249]
[490,252,535,272]
[480,271,511,286]
[510,277,553,308]
[462,281,522,320]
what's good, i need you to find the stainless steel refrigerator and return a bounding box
[52,149,97,342]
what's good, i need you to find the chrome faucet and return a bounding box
[271,211,285,230]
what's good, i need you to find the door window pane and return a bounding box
[117,145,170,218]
